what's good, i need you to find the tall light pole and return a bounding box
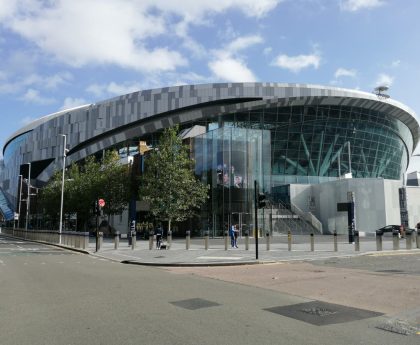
[59,134,67,245]
[16,174,23,229]
[25,163,31,231]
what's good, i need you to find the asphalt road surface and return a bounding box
[1,234,419,345]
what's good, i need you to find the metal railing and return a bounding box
[2,227,89,250]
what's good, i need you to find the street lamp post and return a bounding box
[25,163,31,231]
[59,134,67,245]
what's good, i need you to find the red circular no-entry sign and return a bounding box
[98,198,105,207]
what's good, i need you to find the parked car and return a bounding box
[375,225,415,238]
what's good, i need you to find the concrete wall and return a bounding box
[407,186,420,227]
[290,178,404,235]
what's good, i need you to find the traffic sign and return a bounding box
[98,198,105,207]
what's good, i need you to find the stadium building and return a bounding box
[1,83,420,235]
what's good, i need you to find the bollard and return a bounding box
[167,230,172,250]
[417,231,420,249]
[98,232,103,251]
[266,232,270,251]
[224,231,228,251]
[376,232,383,251]
[149,231,154,250]
[354,231,360,251]
[114,231,120,250]
[245,230,249,250]
[405,230,412,250]
[186,230,191,250]
[131,231,136,250]
[333,231,338,252]
[310,232,314,252]
[288,230,292,251]
[204,230,209,250]
[393,231,399,250]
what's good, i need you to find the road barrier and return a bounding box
[333,231,338,252]
[224,231,228,251]
[98,232,103,251]
[406,231,412,250]
[376,232,382,251]
[131,231,136,250]
[310,233,314,252]
[266,232,270,251]
[287,230,292,251]
[204,231,209,250]
[2,227,89,250]
[393,232,399,250]
[167,230,172,250]
[114,232,120,249]
[354,231,360,251]
[149,231,154,250]
[186,231,190,250]
[245,230,249,250]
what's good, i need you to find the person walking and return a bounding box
[156,224,163,249]
[229,224,235,248]
[233,224,239,248]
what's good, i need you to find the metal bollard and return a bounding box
[224,231,228,251]
[288,230,292,251]
[376,232,382,251]
[98,232,103,251]
[393,231,399,250]
[406,231,412,250]
[417,231,420,249]
[114,232,120,249]
[245,230,249,250]
[310,232,314,252]
[149,231,154,250]
[186,230,190,250]
[204,231,209,250]
[167,230,172,250]
[354,231,360,251]
[266,232,270,251]
[333,231,338,252]
[131,231,136,250]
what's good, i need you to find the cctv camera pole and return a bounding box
[254,180,259,260]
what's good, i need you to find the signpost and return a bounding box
[96,198,105,252]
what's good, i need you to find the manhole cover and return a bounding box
[376,320,420,336]
[265,301,383,326]
[170,298,220,310]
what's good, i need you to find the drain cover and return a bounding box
[265,301,383,326]
[170,298,220,310]
[376,320,420,336]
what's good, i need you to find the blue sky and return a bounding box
[1,0,420,171]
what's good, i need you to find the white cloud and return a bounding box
[20,88,55,105]
[272,52,321,73]
[227,35,263,53]
[1,0,282,73]
[20,116,37,126]
[334,68,357,78]
[340,0,384,12]
[209,58,257,82]
[375,73,394,87]
[208,34,262,82]
[86,81,142,98]
[263,47,273,55]
[60,97,88,111]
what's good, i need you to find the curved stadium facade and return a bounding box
[1,83,419,234]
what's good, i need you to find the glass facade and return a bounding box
[189,104,411,235]
[192,127,271,236]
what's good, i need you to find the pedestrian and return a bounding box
[234,224,239,248]
[400,224,405,239]
[229,224,235,248]
[156,224,163,249]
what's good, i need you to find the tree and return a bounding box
[39,151,131,230]
[138,125,209,232]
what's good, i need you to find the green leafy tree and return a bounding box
[139,125,208,232]
[39,151,131,230]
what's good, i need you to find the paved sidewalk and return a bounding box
[89,235,420,266]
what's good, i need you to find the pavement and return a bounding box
[86,234,420,266]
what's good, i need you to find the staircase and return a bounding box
[269,201,322,235]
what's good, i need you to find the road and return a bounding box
[0,234,419,345]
